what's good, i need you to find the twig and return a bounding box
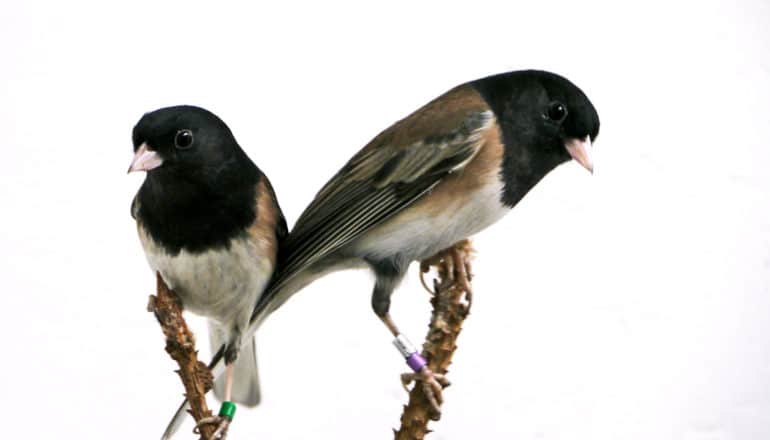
[394,240,474,440]
[147,272,217,440]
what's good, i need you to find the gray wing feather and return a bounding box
[253,109,493,315]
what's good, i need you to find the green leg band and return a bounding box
[219,401,236,421]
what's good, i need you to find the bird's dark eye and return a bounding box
[174,129,194,149]
[546,101,568,122]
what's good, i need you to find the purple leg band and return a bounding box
[406,352,428,372]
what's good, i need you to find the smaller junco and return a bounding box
[129,105,286,436]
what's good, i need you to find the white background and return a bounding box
[1,1,769,439]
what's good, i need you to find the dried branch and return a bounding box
[394,240,474,440]
[147,272,216,440]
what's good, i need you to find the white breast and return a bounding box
[353,173,510,262]
[138,228,273,328]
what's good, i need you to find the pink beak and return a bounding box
[128,143,163,173]
[565,135,594,174]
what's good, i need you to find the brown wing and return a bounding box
[253,84,493,316]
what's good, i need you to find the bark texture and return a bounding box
[394,240,474,440]
[147,272,217,440]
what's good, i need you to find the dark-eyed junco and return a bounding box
[128,105,286,436]
[163,70,599,436]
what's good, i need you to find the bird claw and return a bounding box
[449,247,474,308]
[421,246,474,303]
[419,269,435,295]
[193,415,231,439]
[400,367,451,419]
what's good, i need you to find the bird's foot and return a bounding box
[420,244,474,304]
[193,415,231,439]
[446,244,474,307]
[401,367,451,419]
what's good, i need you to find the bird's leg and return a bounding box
[223,362,234,401]
[381,314,450,417]
[370,266,449,417]
[380,314,400,336]
[194,363,235,439]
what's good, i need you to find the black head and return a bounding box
[471,70,600,206]
[129,105,249,178]
[129,105,262,254]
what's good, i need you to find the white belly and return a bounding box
[139,228,273,328]
[353,174,510,262]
